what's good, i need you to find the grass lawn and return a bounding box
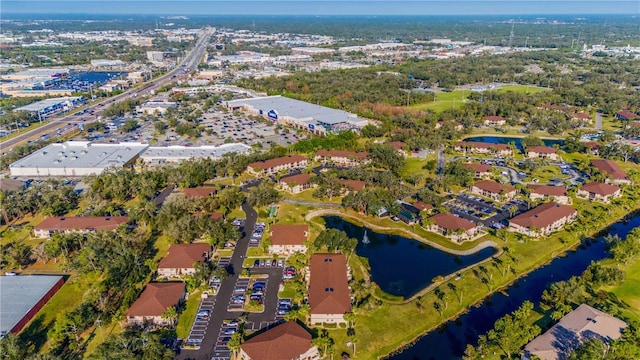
[274,202,316,224]
[610,258,640,322]
[409,85,548,113]
[1,213,45,247]
[525,165,564,184]
[176,289,202,339]
[228,207,246,219]
[21,272,98,354]
[495,84,550,94]
[410,90,467,112]
[277,282,297,299]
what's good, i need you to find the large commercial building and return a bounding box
[0,275,65,336]
[14,97,84,120]
[226,96,370,135]
[139,143,251,166]
[9,141,148,177]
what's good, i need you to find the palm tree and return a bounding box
[161,306,178,328]
[228,332,243,360]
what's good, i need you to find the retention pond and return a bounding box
[324,216,496,299]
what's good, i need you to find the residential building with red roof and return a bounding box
[126,282,186,327]
[182,187,217,198]
[527,184,570,205]
[614,110,638,121]
[463,163,492,178]
[33,216,130,239]
[247,155,308,176]
[428,212,478,242]
[338,179,366,193]
[239,321,319,360]
[577,182,622,203]
[279,173,316,194]
[454,141,512,156]
[571,112,591,121]
[314,149,370,167]
[484,115,506,126]
[157,244,212,279]
[412,201,433,212]
[590,159,631,185]
[269,224,309,255]
[508,202,577,237]
[309,253,351,325]
[526,146,559,161]
[386,141,408,156]
[470,180,516,201]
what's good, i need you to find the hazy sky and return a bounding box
[3,0,639,15]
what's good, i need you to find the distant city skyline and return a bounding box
[3,1,639,16]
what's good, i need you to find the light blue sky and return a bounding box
[3,0,639,15]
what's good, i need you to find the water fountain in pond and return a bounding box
[362,229,370,245]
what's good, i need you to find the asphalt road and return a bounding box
[0,28,214,153]
[178,201,285,360]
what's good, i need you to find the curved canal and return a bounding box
[324,216,496,298]
[387,214,640,360]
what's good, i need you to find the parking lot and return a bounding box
[184,290,217,348]
[83,100,307,149]
[447,193,529,229]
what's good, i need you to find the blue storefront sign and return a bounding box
[267,109,278,120]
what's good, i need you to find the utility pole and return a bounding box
[508,21,515,48]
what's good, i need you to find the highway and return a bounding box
[0,27,215,153]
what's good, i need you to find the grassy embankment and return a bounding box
[410,85,550,113]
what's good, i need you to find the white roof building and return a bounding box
[9,141,148,177]
[226,95,371,135]
[140,143,251,166]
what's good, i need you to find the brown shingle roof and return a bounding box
[527,184,567,197]
[473,180,515,194]
[240,321,313,360]
[456,141,510,151]
[590,159,629,181]
[527,146,557,154]
[509,202,576,229]
[271,224,308,246]
[338,179,366,191]
[126,282,185,317]
[248,155,306,171]
[309,253,351,315]
[35,216,130,232]
[463,163,492,173]
[158,244,211,270]
[524,304,628,360]
[210,212,224,221]
[431,212,475,231]
[616,110,638,120]
[485,115,505,121]
[580,181,621,196]
[280,173,313,186]
[412,201,433,211]
[182,187,216,198]
[316,149,369,159]
[386,141,406,150]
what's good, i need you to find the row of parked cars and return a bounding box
[250,222,266,245]
[253,259,284,268]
